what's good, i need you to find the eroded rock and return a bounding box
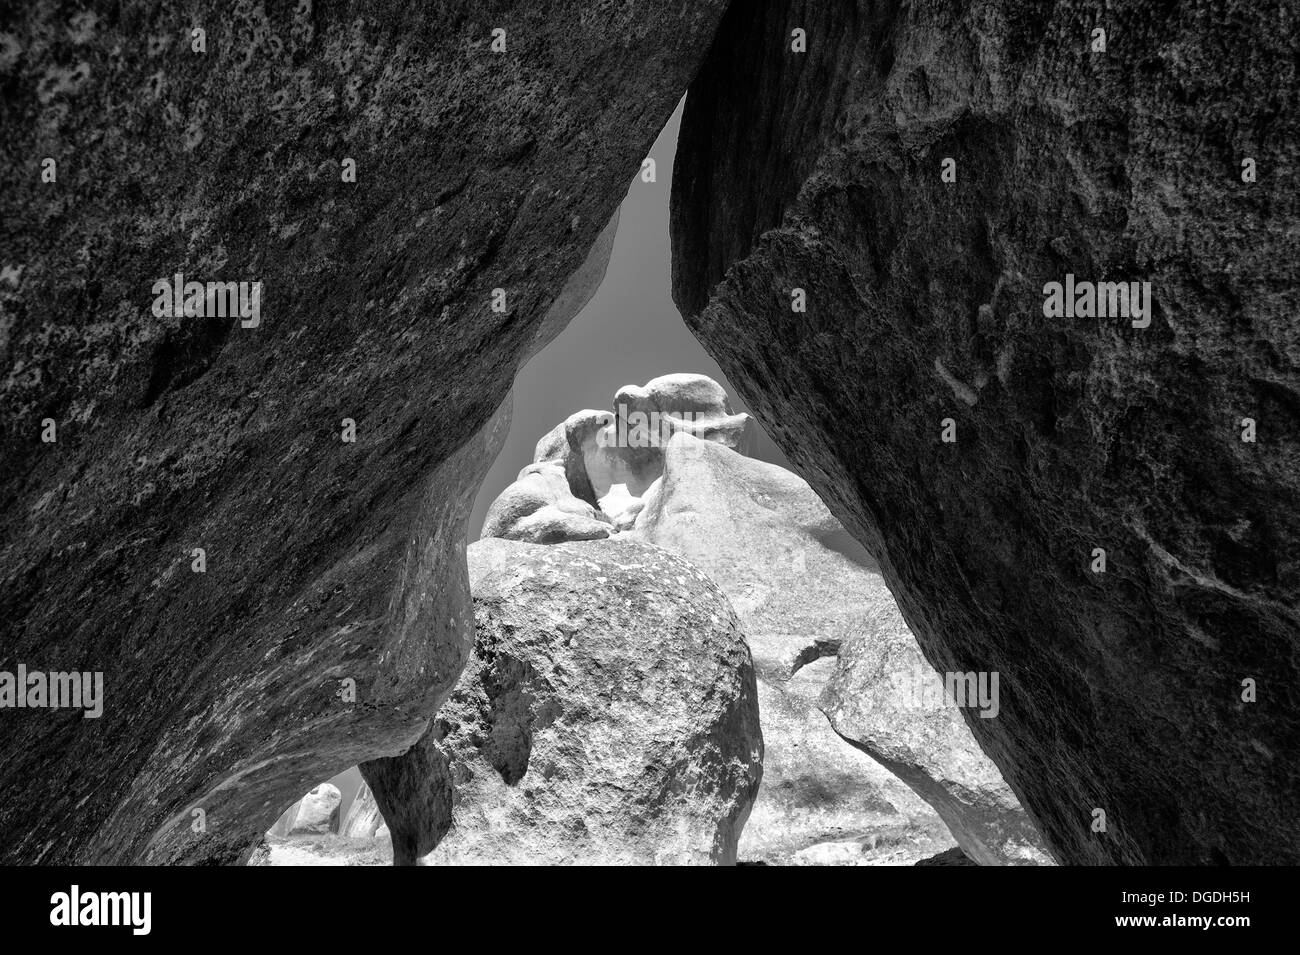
[0,0,729,864]
[633,432,1039,863]
[484,375,755,544]
[672,0,1300,864]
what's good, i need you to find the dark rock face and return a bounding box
[364,537,764,865]
[0,0,728,864]
[915,846,977,867]
[672,0,1299,864]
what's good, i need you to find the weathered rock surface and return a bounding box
[341,781,384,839]
[0,1,729,863]
[672,0,1300,863]
[634,432,1039,863]
[362,537,764,865]
[822,617,1053,865]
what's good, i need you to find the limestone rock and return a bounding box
[672,0,1300,864]
[362,538,764,865]
[822,619,1054,866]
[288,784,342,836]
[0,0,728,864]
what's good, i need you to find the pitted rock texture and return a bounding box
[362,537,764,865]
[672,0,1300,864]
[634,433,1043,864]
[0,0,729,864]
[822,616,1053,865]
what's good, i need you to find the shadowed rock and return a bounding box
[0,0,730,864]
[672,0,1300,864]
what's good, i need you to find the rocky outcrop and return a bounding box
[631,432,952,862]
[362,537,764,865]
[0,1,729,863]
[484,374,755,542]
[672,0,1300,863]
[822,617,1053,865]
[635,431,1046,863]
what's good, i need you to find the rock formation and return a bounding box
[0,1,729,864]
[631,432,956,862]
[470,378,1044,864]
[361,537,763,865]
[672,0,1300,864]
[487,373,755,541]
[633,428,1048,863]
[822,617,1052,865]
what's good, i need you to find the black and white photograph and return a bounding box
[0,0,1294,938]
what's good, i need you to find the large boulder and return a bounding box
[0,0,729,863]
[672,0,1300,863]
[634,432,1043,863]
[361,537,764,865]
